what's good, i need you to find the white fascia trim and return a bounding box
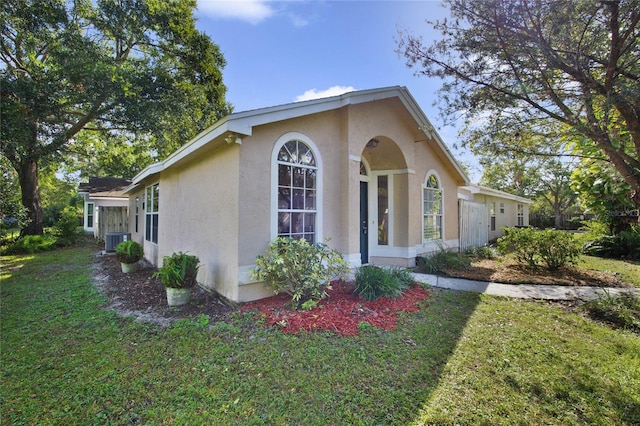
[399,88,470,185]
[88,196,128,201]
[461,184,534,204]
[123,162,164,194]
[349,154,361,162]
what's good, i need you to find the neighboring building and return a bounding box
[459,184,533,243]
[124,86,472,303]
[78,177,130,241]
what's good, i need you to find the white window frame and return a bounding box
[490,202,496,231]
[517,204,524,226]
[422,170,443,243]
[270,132,323,242]
[145,183,159,245]
[374,172,393,247]
[85,202,95,230]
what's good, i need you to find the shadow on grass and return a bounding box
[2,240,638,424]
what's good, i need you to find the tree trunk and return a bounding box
[554,208,562,229]
[18,159,44,236]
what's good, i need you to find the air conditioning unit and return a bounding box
[105,232,131,253]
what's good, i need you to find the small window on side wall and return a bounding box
[145,183,159,244]
[423,174,443,241]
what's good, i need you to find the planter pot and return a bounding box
[121,261,139,273]
[166,287,192,306]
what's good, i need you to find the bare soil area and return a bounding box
[441,258,634,288]
[92,251,235,327]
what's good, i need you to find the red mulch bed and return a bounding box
[241,280,431,336]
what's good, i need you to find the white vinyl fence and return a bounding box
[459,199,488,251]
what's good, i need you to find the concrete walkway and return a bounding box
[410,272,640,301]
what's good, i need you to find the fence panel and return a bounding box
[97,206,128,241]
[459,200,488,251]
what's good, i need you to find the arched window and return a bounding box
[423,174,442,241]
[276,139,318,242]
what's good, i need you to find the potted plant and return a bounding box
[115,240,144,273]
[153,252,200,306]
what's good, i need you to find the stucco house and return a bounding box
[124,86,472,302]
[459,184,533,243]
[78,177,130,241]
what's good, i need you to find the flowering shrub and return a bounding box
[251,237,349,309]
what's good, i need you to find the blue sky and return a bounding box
[194,0,481,180]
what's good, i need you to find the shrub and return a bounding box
[53,206,82,246]
[497,227,580,270]
[464,246,496,260]
[583,225,640,260]
[115,240,143,264]
[536,229,581,270]
[497,227,539,268]
[415,248,471,273]
[354,265,413,301]
[153,252,200,288]
[3,235,57,254]
[251,237,349,309]
[582,291,640,333]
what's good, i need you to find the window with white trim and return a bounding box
[490,202,496,231]
[86,202,94,229]
[276,140,317,242]
[517,204,524,226]
[145,183,159,244]
[423,174,443,241]
[135,197,139,233]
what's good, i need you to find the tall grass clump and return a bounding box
[415,248,471,274]
[582,291,640,333]
[354,265,414,301]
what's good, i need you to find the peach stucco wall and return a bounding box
[133,96,466,303]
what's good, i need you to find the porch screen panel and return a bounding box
[277,140,317,243]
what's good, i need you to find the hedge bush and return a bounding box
[497,227,580,271]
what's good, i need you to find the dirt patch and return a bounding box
[441,258,634,288]
[92,252,235,327]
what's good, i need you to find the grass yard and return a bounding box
[1,242,639,425]
[579,255,640,286]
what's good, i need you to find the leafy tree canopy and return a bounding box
[1,0,231,235]
[398,0,640,219]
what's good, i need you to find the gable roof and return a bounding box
[460,184,534,204]
[125,86,469,192]
[79,177,131,197]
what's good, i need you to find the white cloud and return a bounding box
[197,0,274,24]
[295,86,357,102]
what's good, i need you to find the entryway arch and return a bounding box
[359,137,409,264]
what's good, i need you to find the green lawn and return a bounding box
[2,242,639,425]
[579,255,640,286]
